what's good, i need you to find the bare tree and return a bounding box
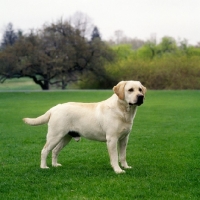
[70,12,94,39]
[114,30,124,44]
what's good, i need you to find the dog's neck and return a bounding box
[117,98,137,122]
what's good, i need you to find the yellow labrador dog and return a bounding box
[23,81,146,173]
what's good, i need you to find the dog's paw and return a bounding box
[122,165,132,169]
[114,168,126,174]
[120,161,132,169]
[74,137,81,142]
[52,163,62,167]
[40,166,49,169]
[115,169,126,174]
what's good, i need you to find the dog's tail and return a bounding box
[23,110,51,126]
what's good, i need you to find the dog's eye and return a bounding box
[128,88,134,92]
[139,88,142,92]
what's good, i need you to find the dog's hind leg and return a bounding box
[40,136,63,169]
[52,134,72,167]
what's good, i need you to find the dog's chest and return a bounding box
[117,108,136,137]
[122,123,132,133]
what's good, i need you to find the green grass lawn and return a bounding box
[0,78,41,91]
[0,78,77,91]
[0,90,200,199]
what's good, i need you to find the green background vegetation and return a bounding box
[0,90,199,199]
[1,22,200,90]
[87,41,200,90]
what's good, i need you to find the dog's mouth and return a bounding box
[129,102,143,106]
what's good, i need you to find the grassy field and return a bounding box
[0,78,41,91]
[0,90,200,199]
[0,78,77,91]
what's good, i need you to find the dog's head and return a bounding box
[113,81,147,106]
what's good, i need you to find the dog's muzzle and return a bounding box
[129,95,144,106]
[137,95,144,106]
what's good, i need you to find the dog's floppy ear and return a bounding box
[113,81,126,100]
[141,84,147,97]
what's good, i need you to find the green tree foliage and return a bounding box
[157,36,177,54]
[1,21,200,90]
[137,37,177,59]
[105,37,200,89]
[77,37,116,89]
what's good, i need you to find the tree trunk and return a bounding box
[61,75,67,90]
[41,80,49,90]
[32,75,49,90]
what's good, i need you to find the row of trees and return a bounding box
[0,17,115,90]
[1,15,200,90]
[104,40,200,90]
[79,35,200,89]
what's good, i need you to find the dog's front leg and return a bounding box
[106,137,125,173]
[118,135,132,169]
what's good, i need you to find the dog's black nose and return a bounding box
[137,95,144,106]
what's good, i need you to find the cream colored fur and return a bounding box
[23,80,146,173]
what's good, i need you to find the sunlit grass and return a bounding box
[0,90,199,199]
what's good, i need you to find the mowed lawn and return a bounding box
[0,90,199,199]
